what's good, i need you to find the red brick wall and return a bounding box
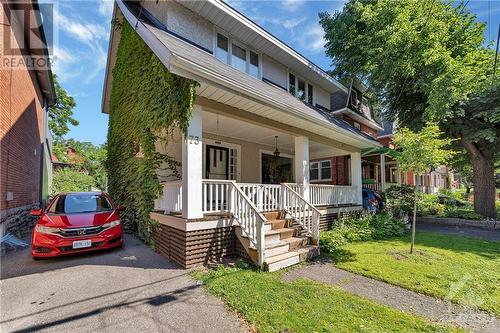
[1,5,45,210]
[310,155,350,186]
[341,115,378,138]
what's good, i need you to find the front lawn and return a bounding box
[332,231,500,317]
[193,267,463,333]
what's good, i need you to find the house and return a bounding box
[102,0,381,271]
[312,80,454,194]
[0,0,55,237]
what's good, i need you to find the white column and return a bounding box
[350,151,363,204]
[397,162,402,185]
[294,136,310,200]
[380,154,386,191]
[182,105,203,219]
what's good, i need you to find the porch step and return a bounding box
[264,219,288,231]
[265,228,295,243]
[262,211,283,220]
[265,245,320,272]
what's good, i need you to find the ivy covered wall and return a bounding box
[107,20,196,241]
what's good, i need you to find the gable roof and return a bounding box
[103,0,380,149]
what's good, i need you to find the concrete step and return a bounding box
[265,245,320,272]
[264,240,290,257]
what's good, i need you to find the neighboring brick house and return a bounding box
[1,0,55,236]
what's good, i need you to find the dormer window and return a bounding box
[288,72,314,104]
[231,43,246,72]
[214,31,260,78]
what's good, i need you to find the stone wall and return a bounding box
[0,203,39,238]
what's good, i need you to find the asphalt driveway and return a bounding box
[0,234,248,333]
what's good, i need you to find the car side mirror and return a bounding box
[116,205,125,211]
[30,208,42,216]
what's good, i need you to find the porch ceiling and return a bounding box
[203,112,351,158]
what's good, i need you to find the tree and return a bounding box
[52,168,95,193]
[319,0,498,217]
[48,75,79,139]
[448,149,474,195]
[393,123,454,253]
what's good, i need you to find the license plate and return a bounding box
[72,240,92,249]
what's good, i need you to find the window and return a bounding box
[288,72,314,104]
[289,73,296,94]
[297,78,306,101]
[307,84,313,104]
[310,160,332,181]
[353,122,361,130]
[231,43,247,72]
[249,51,259,78]
[216,33,229,63]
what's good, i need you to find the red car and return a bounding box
[31,192,124,259]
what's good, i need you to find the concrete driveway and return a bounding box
[0,234,248,333]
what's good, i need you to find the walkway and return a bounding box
[283,263,499,333]
[0,234,248,333]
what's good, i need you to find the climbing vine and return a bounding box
[107,20,196,242]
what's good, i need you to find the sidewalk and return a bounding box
[283,262,500,333]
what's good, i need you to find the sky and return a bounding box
[45,0,500,145]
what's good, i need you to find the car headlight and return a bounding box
[102,220,121,229]
[35,225,61,234]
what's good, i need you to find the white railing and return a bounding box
[202,180,232,213]
[155,180,182,212]
[238,183,281,212]
[230,182,266,268]
[309,184,358,206]
[282,184,320,242]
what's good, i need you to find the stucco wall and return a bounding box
[143,0,213,51]
[262,54,288,89]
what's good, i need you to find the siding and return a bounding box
[315,86,331,110]
[262,54,288,90]
[143,0,213,52]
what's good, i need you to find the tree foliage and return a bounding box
[106,20,196,241]
[393,123,455,176]
[52,168,95,193]
[320,0,498,217]
[48,76,79,139]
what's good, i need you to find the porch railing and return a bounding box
[282,183,320,242]
[155,180,182,212]
[238,183,281,212]
[309,184,358,206]
[202,180,231,213]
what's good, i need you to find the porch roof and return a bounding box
[362,146,400,159]
[103,0,380,150]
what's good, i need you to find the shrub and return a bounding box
[442,206,483,220]
[416,193,445,216]
[385,185,415,219]
[320,214,407,255]
[52,168,95,193]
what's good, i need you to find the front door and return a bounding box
[205,145,229,180]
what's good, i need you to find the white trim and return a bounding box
[203,137,242,182]
[259,149,295,183]
[332,107,384,131]
[309,159,332,182]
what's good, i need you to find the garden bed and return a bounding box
[417,216,499,230]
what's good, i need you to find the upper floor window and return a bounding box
[214,31,260,78]
[310,160,331,181]
[216,33,229,63]
[288,72,314,104]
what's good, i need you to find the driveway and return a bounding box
[417,221,500,241]
[0,234,248,333]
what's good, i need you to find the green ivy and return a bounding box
[107,20,196,242]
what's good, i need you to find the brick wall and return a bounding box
[1,4,45,212]
[341,115,378,138]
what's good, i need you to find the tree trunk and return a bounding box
[462,139,496,219]
[410,185,417,254]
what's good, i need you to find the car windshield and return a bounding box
[47,194,113,214]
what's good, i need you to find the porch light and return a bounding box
[274,136,280,157]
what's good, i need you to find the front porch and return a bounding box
[151,104,365,270]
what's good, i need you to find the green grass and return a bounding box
[193,267,463,333]
[331,231,500,317]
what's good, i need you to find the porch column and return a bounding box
[397,162,402,185]
[182,105,203,219]
[294,136,310,200]
[380,154,386,191]
[350,151,363,204]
